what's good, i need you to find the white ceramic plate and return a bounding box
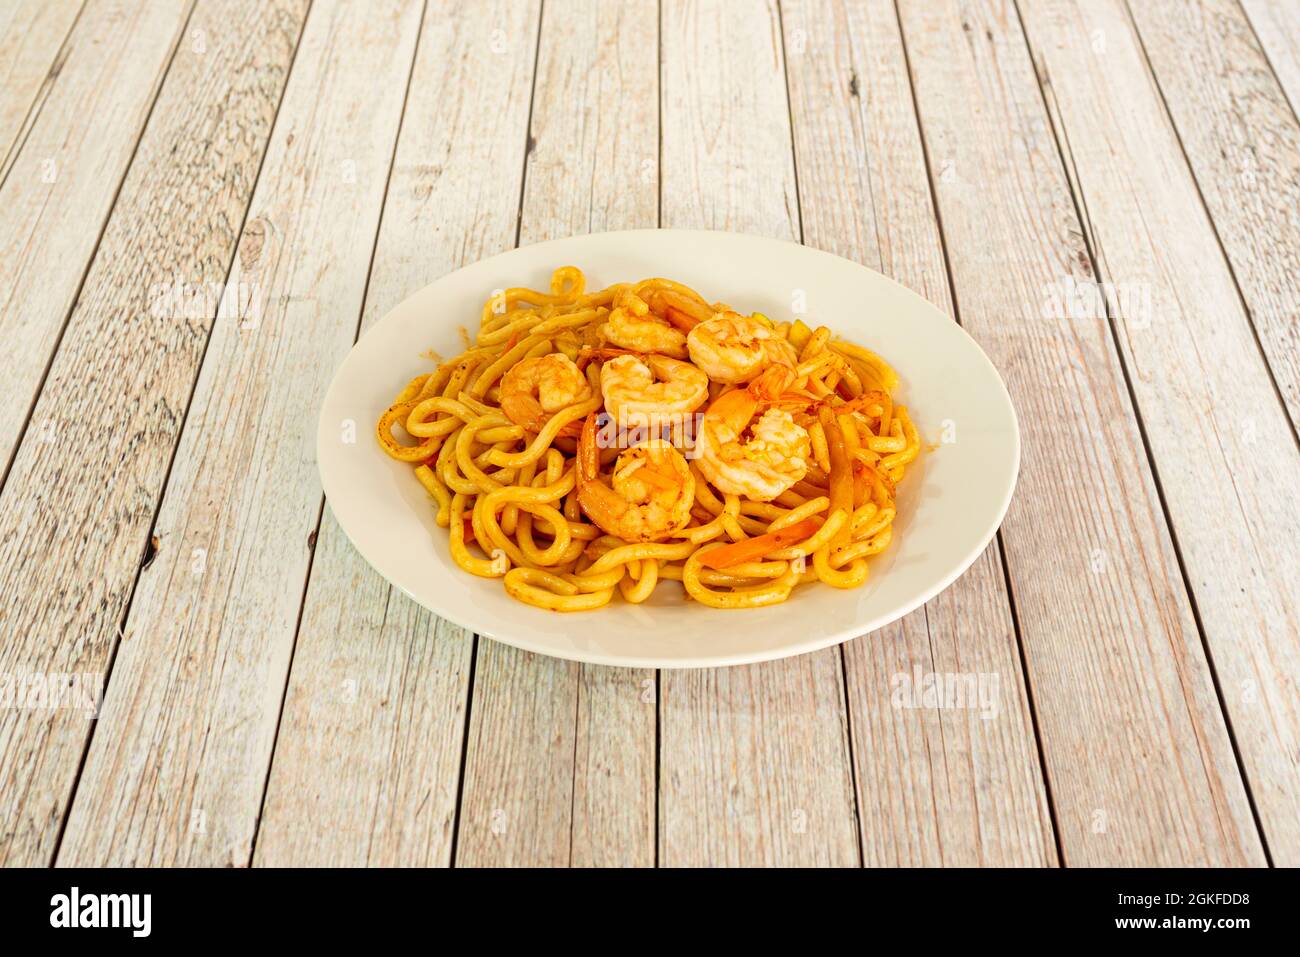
[318,230,1018,668]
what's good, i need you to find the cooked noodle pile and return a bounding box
[377,267,919,611]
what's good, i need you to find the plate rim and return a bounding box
[317,227,1020,668]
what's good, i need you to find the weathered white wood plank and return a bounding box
[571,665,656,866]
[782,0,1055,866]
[255,0,542,867]
[0,0,83,177]
[1020,0,1298,864]
[56,0,424,866]
[1127,0,1299,430]
[254,523,474,866]
[656,0,859,867]
[1242,0,1300,111]
[517,0,660,240]
[662,0,801,237]
[0,0,307,868]
[460,652,656,866]
[455,0,657,869]
[0,0,192,480]
[896,0,1264,865]
[458,644,577,867]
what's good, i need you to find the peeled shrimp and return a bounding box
[686,312,798,384]
[600,353,709,425]
[695,364,811,501]
[499,353,593,435]
[599,290,688,358]
[577,413,695,543]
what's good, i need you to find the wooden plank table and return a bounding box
[0,0,1295,867]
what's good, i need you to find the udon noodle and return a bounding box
[377,267,919,611]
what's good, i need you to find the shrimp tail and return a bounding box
[577,345,641,371]
[769,392,814,413]
[749,362,796,401]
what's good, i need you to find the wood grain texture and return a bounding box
[1127,0,1299,430]
[55,0,424,866]
[457,644,577,867]
[455,0,657,869]
[460,649,657,866]
[1242,0,1300,111]
[256,0,542,868]
[781,0,1055,866]
[0,0,83,177]
[254,521,474,866]
[657,0,859,867]
[0,0,306,868]
[1019,0,1298,865]
[0,0,191,481]
[2,0,1291,871]
[896,0,1263,865]
[571,665,657,866]
[517,0,660,240]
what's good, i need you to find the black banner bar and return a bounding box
[0,866,1278,942]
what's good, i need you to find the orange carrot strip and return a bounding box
[697,518,822,570]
